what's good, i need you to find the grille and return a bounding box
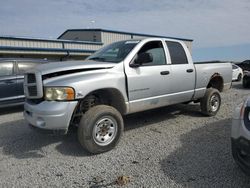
[28,86,38,96]
[27,73,36,83]
[25,72,42,98]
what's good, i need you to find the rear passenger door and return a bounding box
[166,41,195,102]
[16,61,40,97]
[0,61,17,101]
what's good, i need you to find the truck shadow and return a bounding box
[0,120,89,159]
[0,103,204,159]
[124,103,203,131]
[160,119,250,187]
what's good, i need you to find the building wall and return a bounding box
[64,42,100,51]
[59,31,102,42]
[0,36,102,60]
[101,32,132,45]
[0,38,62,49]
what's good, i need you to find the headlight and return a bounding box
[45,87,75,101]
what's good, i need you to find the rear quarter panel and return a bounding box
[194,62,232,98]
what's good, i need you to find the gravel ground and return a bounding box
[0,82,250,188]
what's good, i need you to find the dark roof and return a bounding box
[58,28,193,42]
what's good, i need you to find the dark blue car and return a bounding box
[0,58,48,108]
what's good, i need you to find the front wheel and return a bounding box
[78,105,124,154]
[200,88,221,116]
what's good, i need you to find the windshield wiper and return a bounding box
[88,57,106,61]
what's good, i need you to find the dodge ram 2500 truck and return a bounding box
[23,38,232,154]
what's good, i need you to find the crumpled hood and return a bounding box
[31,60,116,75]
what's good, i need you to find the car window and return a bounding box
[137,41,166,66]
[17,62,39,74]
[232,64,238,69]
[166,41,188,65]
[0,62,14,76]
[87,40,138,63]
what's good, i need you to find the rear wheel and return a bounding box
[200,88,221,116]
[243,76,249,88]
[77,105,124,154]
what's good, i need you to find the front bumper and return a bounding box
[24,100,78,133]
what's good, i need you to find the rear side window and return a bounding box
[17,62,39,74]
[0,62,13,76]
[166,41,188,64]
[138,41,166,66]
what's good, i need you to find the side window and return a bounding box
[17,62,38,74]
[232,64,238,69]
[166,41,188,65]
[137,41,166,66]
[0,62,14,76]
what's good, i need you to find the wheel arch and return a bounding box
[79,88,127,115]
[207,73,224,92]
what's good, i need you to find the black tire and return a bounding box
[231,139,250,176]
[243,76,249,88]
[77,105,124,154]
[237,74,242,82]
[200,88,221,116]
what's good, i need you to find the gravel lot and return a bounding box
[0,82,250,188]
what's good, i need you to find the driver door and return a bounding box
[125,40,171,113]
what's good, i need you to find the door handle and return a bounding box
[186,69,194,73]
[160,71,170,75]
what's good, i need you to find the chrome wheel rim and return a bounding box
[210,94,220,112]
[93,116,118,146]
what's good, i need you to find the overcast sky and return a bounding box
[0,0,249,61]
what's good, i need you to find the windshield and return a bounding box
[87,40,140,63]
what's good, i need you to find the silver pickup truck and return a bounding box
[23,38,232,154]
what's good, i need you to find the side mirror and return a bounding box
[130,52,153,67]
